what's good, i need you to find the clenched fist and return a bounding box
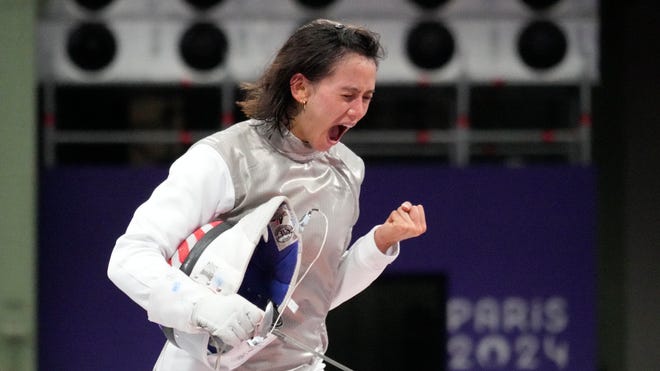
[374,201,427,252]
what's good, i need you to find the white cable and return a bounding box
[270,208,328,335]
[264,209,354,370]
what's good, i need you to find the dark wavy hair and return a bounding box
[237,19,384,130]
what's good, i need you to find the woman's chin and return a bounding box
[315,138,337,152]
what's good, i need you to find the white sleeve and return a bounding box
[107,144,235,333]
[330,226,400,310]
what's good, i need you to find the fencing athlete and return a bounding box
[108,19,427,370]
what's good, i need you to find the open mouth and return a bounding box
[329,125,349,142]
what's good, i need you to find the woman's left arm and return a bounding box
[330,202,426,309]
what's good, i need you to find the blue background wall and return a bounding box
[39,164,595,370]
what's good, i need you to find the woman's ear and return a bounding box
[290,73,308,104]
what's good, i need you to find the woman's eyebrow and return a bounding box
[340,86,375,94]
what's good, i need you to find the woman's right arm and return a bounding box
[107,144,235,332]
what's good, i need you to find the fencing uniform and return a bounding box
[108,119,399,370]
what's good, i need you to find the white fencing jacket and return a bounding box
[108,120,399,370]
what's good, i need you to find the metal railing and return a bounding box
[40,79,593,167]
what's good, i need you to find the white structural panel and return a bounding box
[42,0,308,20]
[41,0,598,20]
[38,0,598,84]
[38,18,296,83]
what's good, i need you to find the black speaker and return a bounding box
[183,0,225,11]
[179,22,229,71]
[408,0,450,10]
[73,0,114,12]
[406,20,455,71]
[296,0,336,10]
[517,19,567,71]
[66,22,117,72]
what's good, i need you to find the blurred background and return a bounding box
[1,0,658,370]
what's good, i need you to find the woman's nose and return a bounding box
[348,101,367,120]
